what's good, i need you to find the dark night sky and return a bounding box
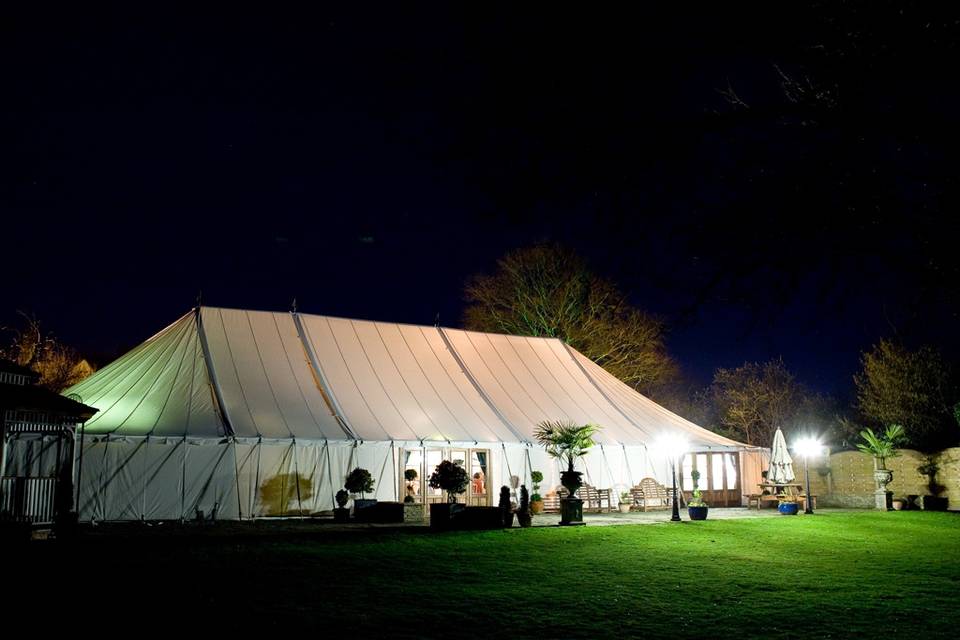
[3,4,959,397]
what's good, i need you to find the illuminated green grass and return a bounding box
[19,511,960,637]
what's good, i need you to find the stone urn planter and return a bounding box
[619,503,632,514]
[874,469,893,490]
[560,470,583,495]
[874,469,894,511]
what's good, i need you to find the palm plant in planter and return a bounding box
[530,471,544,514]
[534,420,600,526]
[345,467,376,513]
[687,469,709,520]
[856,424,905,510]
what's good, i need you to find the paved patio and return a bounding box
[530,506,853,526]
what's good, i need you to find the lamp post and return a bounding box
[794,437,821,515]
[657,434,688,522]
[670,456,681,522]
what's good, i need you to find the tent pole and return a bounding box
[292,439,303,520]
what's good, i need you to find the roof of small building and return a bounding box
[0,383,98,420]
[0,358,41,380]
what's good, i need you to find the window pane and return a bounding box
[696,454,708,490]
[711,453,723,491]
[403,449,423,502]
[470,450,487,496]
[725,454,738,490]
[425,450,444,499]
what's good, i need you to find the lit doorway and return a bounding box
[681,452,741,507]
[399,447,491,506]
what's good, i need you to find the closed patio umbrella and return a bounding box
[767,428,795,484]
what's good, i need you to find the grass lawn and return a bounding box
[11,511,960,637]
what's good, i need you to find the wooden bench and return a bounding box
[630,477,671,511]
[557,485,613,512]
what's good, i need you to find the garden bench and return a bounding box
[631,477,670,511]
[556,485,613,512]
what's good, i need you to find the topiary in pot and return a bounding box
[530,470,544,514]
[499,486,515,528]
[345,467,376,513]
[516,486,532,527]
[687,469,709,520]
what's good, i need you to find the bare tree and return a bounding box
[709,358,804,446]
[0,312,96,392]
[464,244,677,393]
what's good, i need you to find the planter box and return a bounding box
[458,507,503,530]
[922,496,949,511]
[430,503,466,530]
[354,501,403,523]
[403,503,426,523]
[333,507,351,523]
[352,498,378,515]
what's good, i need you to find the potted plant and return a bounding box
[891,497,906,511]
[530,470,545,514]
[345,467,376,513]
[856,424,905,510]
[428,460,469,528]
[687,469,709,520]
[516,486,532,528]
[917,456,948,511]
[534,420,601,526]
[499,486,515,528]
[618,491,632,514]
[778,495,799,515]
[334,489,350,522]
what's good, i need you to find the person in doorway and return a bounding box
[472,471,485,494]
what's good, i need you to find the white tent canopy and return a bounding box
[15,307,759,520]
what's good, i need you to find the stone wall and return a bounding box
[801,447,960,509]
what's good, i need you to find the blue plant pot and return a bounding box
[688,506,708,521]
[778,502,799,515]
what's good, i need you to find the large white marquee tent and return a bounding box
[11,307,763,521]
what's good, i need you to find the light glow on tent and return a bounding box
[656,433,689,460]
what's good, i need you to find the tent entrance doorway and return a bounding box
[400,447,491,506]
[681,452,740,507]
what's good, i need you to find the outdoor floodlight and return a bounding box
[793,435,822,515]
[656,434,688,522]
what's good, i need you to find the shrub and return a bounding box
[404,468,418,481]
[429,460,469,503]
[335,489,349,508]
[519,485,530,515]
[345,468,375,498]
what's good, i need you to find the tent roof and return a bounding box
[64,307,748,449]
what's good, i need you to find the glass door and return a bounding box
[468,449,490,506]
[681,452,741,507]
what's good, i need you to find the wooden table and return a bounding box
[748,483,816,510]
